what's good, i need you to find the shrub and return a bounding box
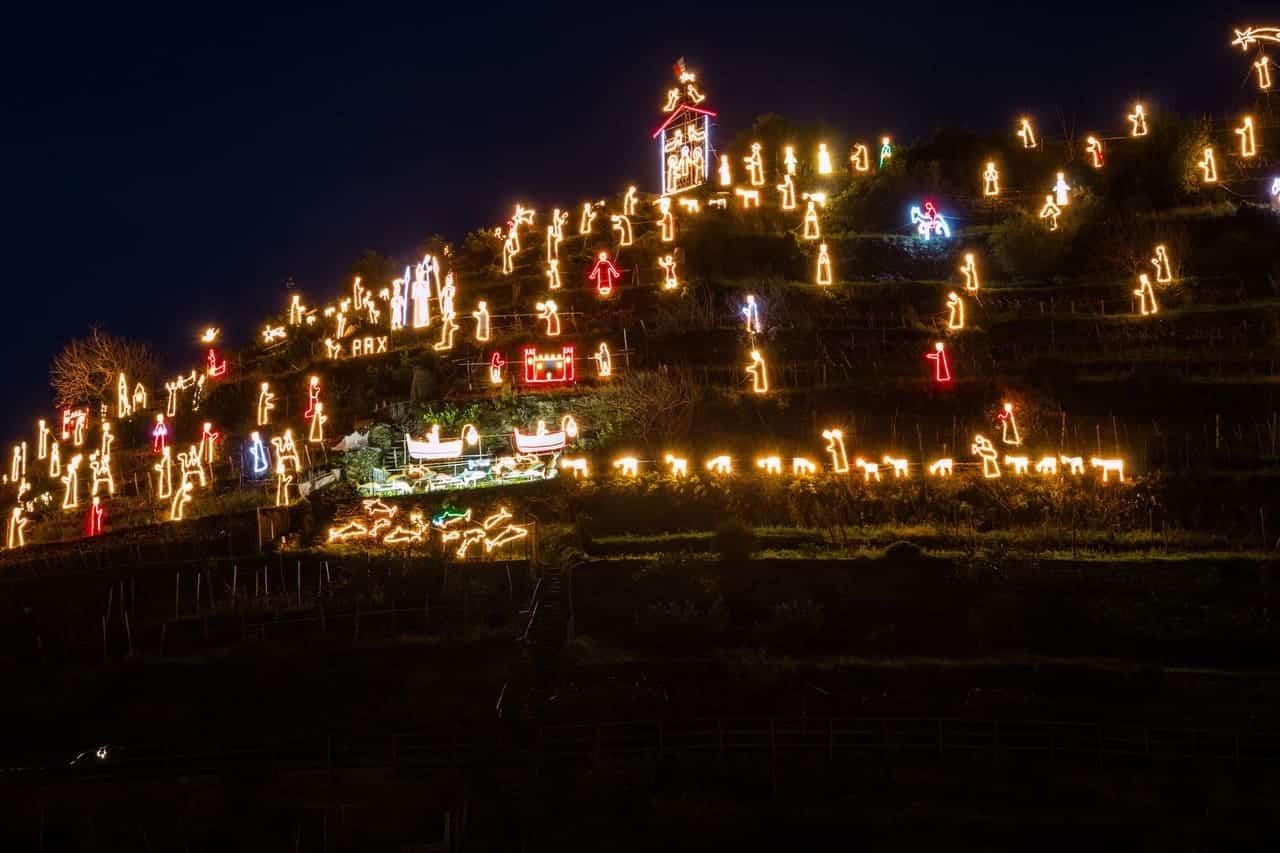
[754,598,825,649]
[713,519,759,563]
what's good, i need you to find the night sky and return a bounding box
[0,1,1269,441]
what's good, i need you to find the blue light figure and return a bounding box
[909,202,951,241]
[248,432,271,477]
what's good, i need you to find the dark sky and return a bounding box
[0,1,1270,440]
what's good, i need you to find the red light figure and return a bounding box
[206,348,227,378]
[152,414,169,453]
[587,252,622,296]
[85,496,105,536]
[926,341,952,383]
[304,376,321,420]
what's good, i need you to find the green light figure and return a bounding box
[878,136,893,169]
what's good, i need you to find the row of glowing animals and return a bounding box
[326,499,528,556]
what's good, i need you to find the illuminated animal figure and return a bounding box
[791,457,817,476]
[560,457,590,478]
[928,458,953,477]
[613,457,639,477]
[1035,456,1058,475]
[1090,457,1125,483]
[756,456,782,475]
[678,198,700,214]
[854,458,880,482]
[328,519,371,543]
[882,456,909,478]
[1059,455,1085,475]
[1004,455,1030,475]
[910,202,950,240]
[708,197,728,209]
[735,187,761,208]
[382,511,429,545]
[664,454,689,478]
[821,429,849,473]
[971,435,1000,478]
[706,455,732,474]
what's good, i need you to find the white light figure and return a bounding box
[546,259,562,290]
[1005,455,1030,475]
[248,432,270,476]
[1090,457,1125,483]
[9,445,21,482]
[854,458,880,482]
[746,349,769,394]
[982,162,1000,197]
[473,301,491,342]
[256,383,275,426]
[49,443,61,479]
[1016,117,1037,149]
[99,423,113,460]
[153,445,173,499]
[850,144,870,173]
[910,202,951,240]
[1151,245,1173,283]
[658,197,675,242]
[1134,273,1158,316]
[659,255,679,290]
[1035,457,1058,475]
[678,198,700,214]
[501,227,518,275]
[882,456,909,478]
[152,414,168,453]
[960,253,981,293]
[664,454,689,478]
[623,186,638,216]
[1199,147,1218,183]
[510,204,535,247]
[1054,172,1071,206]
[579,201,600,235]
[776,174,797,210]
[536,300,561,336]
[946,292,965,330]
[878,137,893,167]
[488,352,506,385]
[594,342,613,377]
[816,243,833,286]
[389,278,407,331]
[61,453,82,509]
[262,324,286,344]
[802,199,821,240]
[8,496,28,550]
[271,430,301,481]
[1040,195,1062,231]
[718,155,732,186]
[434,275,458,351]
[784,145,797,176]
[821,428,850,473]
[89,450,115,497]
[1236,116,1257,158]
[308,402,327,444]
[735,188,761,208]
[1257,55,1273,91]
[998,402,1022,446]
[36,420,50,461]
[928,458,953,477]
[744,142,765,186]
[1086,136,1104,169]
[1271,177,1280,211]
[1129,103,1148,137]
[117,372,132,418]
[412,258,435,327]
[971,435,1001,479]
[611,214,633,247]
[289,294,307,326]
[170,480,193,521]
[132,383,147,412]
[706,455,732,475]
[198,422,219,465]
[742,295,762,334]
[613,457,639,477]
[817,143,833,175]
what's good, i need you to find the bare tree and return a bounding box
[50,328,156,407]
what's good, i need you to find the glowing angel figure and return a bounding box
[472,301,491,342]
[802,199,821,240]
[971,435,1000,478]
[783,145,798,176]
[49,443,61,479]
[488,352,506,385]
[1016,117,1037,149]
[1039,195,1062,231]
[742,294,762,334]
[982,162,1000,197]
[308,402,328,444]
[743,142,765,186]
[610,214,633,246]
[746,349,769,394]
[1086,136,1104,169]
[850,144,870,173]
[535,300,561,337]
[817,143,833,175]
[1133,273,1158,316]
[1151,245,1173,283]
[926,341,952,383]
[657,196,675,242]
[658,255,680,290]
[117,372,133,418]
[152,414,168,453]
[1257,55,1273,91]
[1199,147,1218,183]
[821,428,850,474]
[588,252,622,296]
[816,243,833,286]
[997,402,1022,446]
[718,155,732,186]
[579,201,601,235]
[546,259,562,290]
[61,453,83,509]
[910,202,951,240]
[89,450,114,497]
[256,383,275,426]
[960,253,981,293]
[170,480,193,521]
[198,422,220,465]
[593,342,612,377]
[248,432,271,476]
[946,291,965,331]
[36,420,51,461]
[389,278,407,332]
[1129,103,1148,137]
[776,174,797,210]
[1236,116,1257,158]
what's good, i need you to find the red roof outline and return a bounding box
[652,104,717,138]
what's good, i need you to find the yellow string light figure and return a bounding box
[179,445,207,489]
[536,300,561,337]
[664,454,689,478]
[817,143,833,175]
[1256,55,1273,91]
[802,199,821,240]
[1134,273,1158,316]
[36,420,50,461]
[1086,136,1104,169]
[658,197,675,242]
[928,458,953,477]
[61,453,82,509]
[593,342,612,377]
[756,456,782,475]
[170,480,193,522]
[1128,103,1148,137]
[116,373,132,418]
[132,382,147,412]
[658,255,679,290]
[705,455,733,474]
[579,201,599,235]
[678,198,700,214]
[854,458,881,482]
[153,446,173,499]
[821,428,849,474]
[89,450,115,498]
[735,188,761,208]
[1151,245,1173,283]
[882,456,909,478]
[998,402,1022,446]
[718,155,732,186]
[1035,457,1058,475]
[792,457,817,476]
[946,292,965,331]
[1090,457,1125,483]
[49,442,61,479]
[776,174,797,210]
[501,230,517,275]
[1039,195,1062,231]
[746,350,769,394]
[982,162,1000,197]
[623,186,638,215]
[850,144,870,173]
[744,142,765,186]
[308,402,328,444]
[960,253,981,293]
[257,383,275,426]
[611,214,633,246]
[816,244,833,286]
[612,457,639,477]
[559,457,590,479]
[472,301,491,342]
[546,259,562,290]
[1005,455,1030,475]
[1016,117,1037,149]
[1199,147,1218,182]
[1236,116,1257,158]
[971,435,1001,479]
